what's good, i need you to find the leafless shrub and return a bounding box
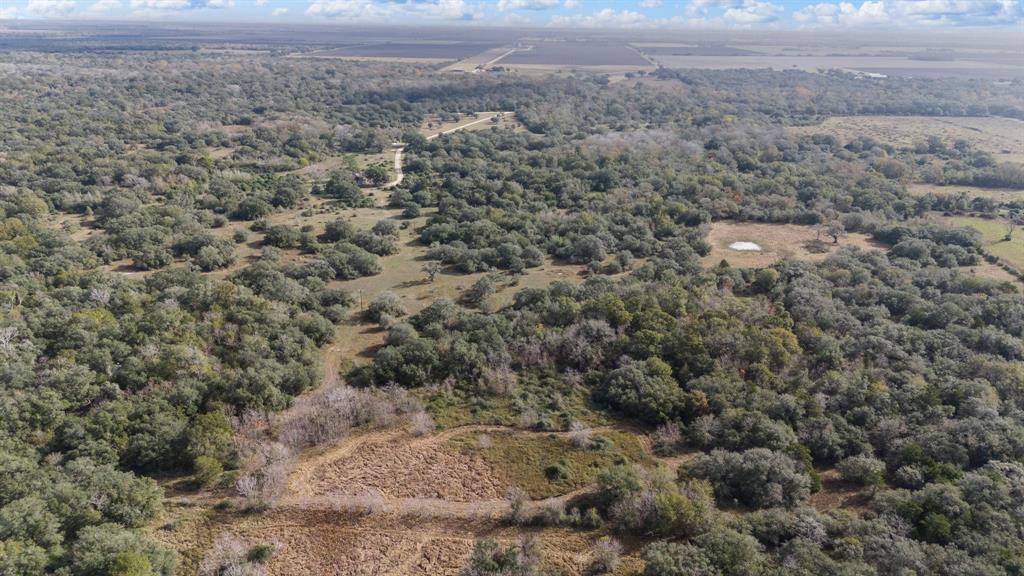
[651,422,683,456]
[590,537,622,574]
[568,421,593,449]
[334,489,386,516]
[563,369,583,388]
[0,327,17,353]
[517,407,540,429]
[89,287,111,305]
[199,534,267,576]
[515,535,541,576]
[506,486,530,525]
[235,460,288,509]
[480,362,518,396]
[510,337,552,368]
[410,411,435,436]
[534,499,566,526]
[381,384,424,415]
[234,439,291,509]
[276,385,404,450]
[559,320,615,368]
[477,434,492,449]
[686,414,717,448]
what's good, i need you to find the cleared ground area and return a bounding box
[788,115,1024,164]
[701,221,882,268]
[907,183,1024,203]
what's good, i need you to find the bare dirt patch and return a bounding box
[809,469,875,513]
[702,221,882,268]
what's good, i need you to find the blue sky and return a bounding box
[0,0,1021,29]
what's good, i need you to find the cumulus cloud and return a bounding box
[85,0,122,14]
[0,6,18,18]
[547,8,649,28]
[681,0,783,26]
[794,0,1021,27]
[638,0,663,7]
[497,0,560,10]
[306,0,474,21]
[129,0,234,12]
[722,0,782,24]
[271,6,287,15]
[255,0,268,5]
[26,0,77,17]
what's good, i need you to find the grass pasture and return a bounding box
[701,221,882,269]
[788,116,1024,164]
[448,429,651,499]
[907,183,1024,203]
[942,214,1024,272]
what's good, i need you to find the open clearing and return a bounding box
[701,221,882,268]
[906,183,1024,203]
[937,214,1024,272]
[788,115,1024,164]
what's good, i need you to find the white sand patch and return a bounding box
[728,241,762,251]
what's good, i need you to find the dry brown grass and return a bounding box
[701,221,882,269]
[788,116,1024,163]
[808,469,875,513]
[420,111,517,139]
[906,182,1024,203]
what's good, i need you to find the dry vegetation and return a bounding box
[700,221,882,268]
[788,115,1024,163]
[906,182,1024,202]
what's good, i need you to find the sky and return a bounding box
[0,0,1021,29]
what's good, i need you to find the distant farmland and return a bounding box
[497,42,651,67]
[314,42,499,60]
[635,44,761,57]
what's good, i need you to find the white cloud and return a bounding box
[85,0,121,13]
[496,0,560,10]
[638,0,662,7]
[129,0,190,9]
[548,8,649,27]
[722,0,782,24]
[680,0,783,25]
[271,6,287,15]
[794,0,1020,27]
[794,1,888,26]
[255,0,269,4]
[0,6,18,18]
[128,0,236,14]
[26,0,77,17]
[563,0,579,8]
[306,0,475,21]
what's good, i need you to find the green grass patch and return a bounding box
[418,370,616,429]
[949,216,1024,270]
[448,430,652,499]
[419,390,519,428]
